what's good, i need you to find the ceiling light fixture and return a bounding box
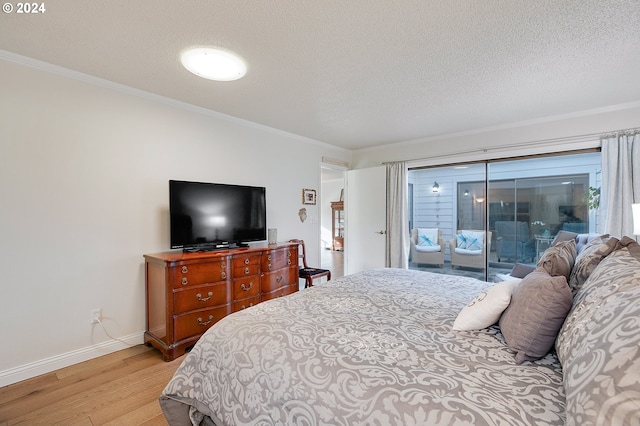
[181,47,247,81]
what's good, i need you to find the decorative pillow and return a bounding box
[556,237,640,425]
[453,280,519,331]
[456,233,468,249]
[510,263,536,279]
[575,232,609,253]
[537,239,577,280]
[567,236,618,296]
[551,230,577,246]
[457,230,484,250]
[417,228,438,246]
[499,268,572,364]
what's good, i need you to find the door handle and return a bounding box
[375,230,386,234]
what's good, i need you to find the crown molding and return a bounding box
[0,49,350,154]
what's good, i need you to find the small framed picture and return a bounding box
[302,188,316,205]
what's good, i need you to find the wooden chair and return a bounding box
[289,239,331,288]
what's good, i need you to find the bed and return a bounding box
[159,268,565,425]
[160,236,640,425]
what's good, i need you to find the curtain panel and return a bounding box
[600,131,640,239]
[386,162,409,268]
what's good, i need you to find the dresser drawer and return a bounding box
[173,282,229,313]
[261,284,297,302]
[171,259,229,289]
[261,247,295,271]
[232,296,260,312]
[173,306,230,342]
[231,253,261,278]
[262,267,297,293]
[232,276,260,300]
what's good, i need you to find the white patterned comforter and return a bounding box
[160,268,565,425]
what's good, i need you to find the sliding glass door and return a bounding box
[408,151,600,282]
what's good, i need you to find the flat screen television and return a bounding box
[169,180,266,251]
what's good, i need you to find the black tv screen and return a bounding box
[169,180,266,250]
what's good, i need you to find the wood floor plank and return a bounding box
[88,363,179,424]
[5,360,174,425]
[0,345,183,426]
[55,344,153,380]
[101,400,165,426]
[0,373,59,406]
[1,355,142,421]
[140,414,170,426]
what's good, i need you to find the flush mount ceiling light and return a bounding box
[181,47,247,81]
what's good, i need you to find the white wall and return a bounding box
[0,58,350,385]
[352,103,640,168]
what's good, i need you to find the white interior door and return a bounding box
[345,166,386,274]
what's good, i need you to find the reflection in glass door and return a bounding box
[487,174,590,268]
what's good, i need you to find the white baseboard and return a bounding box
[0,332,145,387]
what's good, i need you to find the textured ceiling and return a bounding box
[1,1,639,150]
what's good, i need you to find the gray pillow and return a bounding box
[551,230,577,246]
[510,263,536,279]
[568,236,618,296]
[499,267,572,364]
[537,239,577,280]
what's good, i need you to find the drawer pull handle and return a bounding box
[241,303,254,310]
[197,291,213,302]
[267,255,272,260]
[221,262,226,268]
[276,276,283,283]
[287,259,291,265]
[244,258,250,265]
[221,272,226,279]
[244,267,250,275]
[268,263,272,271]
[287,251,291,257]
[181,277,188,286]
[197,315,214,326]
[241,282,254,291]
[181,266,188,273]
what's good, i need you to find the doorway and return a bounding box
[321,165,346,279]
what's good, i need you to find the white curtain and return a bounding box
[386,162,409,268]
[600,131,640,239]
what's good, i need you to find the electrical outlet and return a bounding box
[91,308,102,324]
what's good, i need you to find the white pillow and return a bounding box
[456,230,484,250]
[453,280,520,331]
[417,228,438,247]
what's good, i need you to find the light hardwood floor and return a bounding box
[0,345,182,426]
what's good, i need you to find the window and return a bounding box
[408,151,600,281]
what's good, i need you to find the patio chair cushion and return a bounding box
[415,244,442,253]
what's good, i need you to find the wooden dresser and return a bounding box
[144,243,298,361]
